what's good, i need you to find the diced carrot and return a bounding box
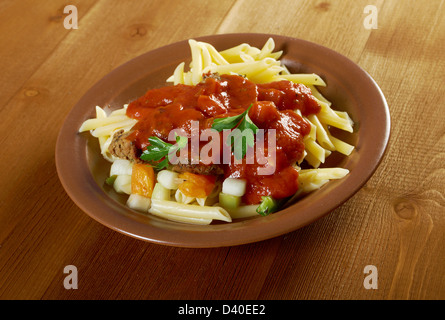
[131,164,155,198]
[178,172,216,198]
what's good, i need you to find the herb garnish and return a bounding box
[140,134,188,170]
[211,104,259,160]
[256,196,279,216]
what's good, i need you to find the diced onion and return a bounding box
[157,170,181,190]
[113,174,132,194]
[110,159,133,176]
[126,193,151,212]
[222,178,247,197]
[219,192,241,210]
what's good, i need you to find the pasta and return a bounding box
[150,199,232,223]
[79,38,354,225]
[79,104,137,162]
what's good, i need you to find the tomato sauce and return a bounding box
[126,74,320,204]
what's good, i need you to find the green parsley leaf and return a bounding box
[140,134,188,170]
[211,104,259,159]
[212,112,246,132]
[105,175,117,186]
[256,196,279,216]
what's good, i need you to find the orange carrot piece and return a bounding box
[131,164,155,198]
[178,172,216,198]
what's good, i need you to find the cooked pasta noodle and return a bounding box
[150,199,232,223]
[149,208,213,225]
[79,104,137,162]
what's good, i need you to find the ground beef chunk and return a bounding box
[169,163,224,176]
[109,130,224,175]
[108,130,142,163]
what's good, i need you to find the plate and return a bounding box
[55,33,390,248]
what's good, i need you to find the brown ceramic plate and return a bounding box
[55,33,390,248]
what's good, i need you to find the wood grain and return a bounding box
[0,0,444,300]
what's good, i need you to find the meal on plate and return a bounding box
[79,38,354,225]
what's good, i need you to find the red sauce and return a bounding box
[126,74,320,205]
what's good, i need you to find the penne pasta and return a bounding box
[219,43,255,63]
[317,102,354,133]
[78,115,131,132]
[150,199,232,223]
[110,105,128,116]
[303,148,322,168]
[96,106,107,118]
[299,168,349,180]
[306,114,336,151]
[202,42,229,65]
[189,39,204,85]
[273,73,327,86]
[170,62,185,85]
[90,119,137,137]
[308,85,332,106]
[304,137,326,164]
[198,42,213,70]
[149,207,213,225]
[322,124,355,156]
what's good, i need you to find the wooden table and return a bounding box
[1,0,444,301]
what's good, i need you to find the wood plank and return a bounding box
[357,0,445,299]
[0,0,98,108]
[216,0,384,60]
